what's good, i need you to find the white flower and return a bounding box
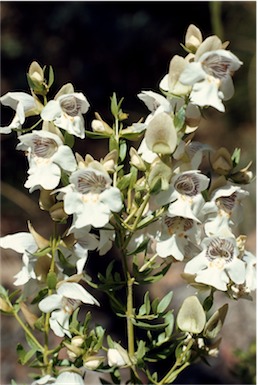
[156,215,201,260]
[243,251,256,292]
[137,90,171,118]
[55,371,84,385]
[0,92,38,133]
[62,226,99,273]
[173,140,212,171]
[203,183,249,236]
[156,170,210,222]
[39,282,99,337]
[98,224,116,256]
[59,167,123,229]
[184,235,246,291]
[17,130,77,192]
[41,90,89,139]
[137,137,158,164]
[159,55,192,96]
[0,232,38,285]
[180,49,242,112]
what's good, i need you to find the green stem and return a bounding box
[43,225,59,374]
[126,274,135,359]
[13,311,44,352]
[209,2,223,39]
[157,339,193,385]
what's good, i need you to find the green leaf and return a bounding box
[69,307,80,331]
[119,140,127,162]
[63,131,75,148]
[136,340,146,361]
[136,214,155,230]
[25,332,40,352]
[31,288,48,304]
[151,298,159,314]
[132,319,168,330]
[139,291,151,316]
[127,238,149,256]
[116,173,132,190]
[110,92,119,117]
[32,247,52,257]
[120,131,144,141]
[164,311,174,337]
[85,130,111,139]
[48,65,54,88]
[203,292,214,312]
[157,291,173,314]
[16,343,26,364]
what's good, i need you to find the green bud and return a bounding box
[129,147,146,171]
[145,112,177,155]
[204,303,228,339]
[177,296,206,334]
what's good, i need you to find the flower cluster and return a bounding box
[0,25,255,385]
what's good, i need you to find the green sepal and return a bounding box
[174,105,186,130]
[47,271,57,290]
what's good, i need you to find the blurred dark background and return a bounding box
[0,2,256,384]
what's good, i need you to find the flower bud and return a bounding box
[71,336,84,347]
[185,24,203,52]
[0,297,13,313]
[63,341,83,361]
[34,254,52,283]
[101,150,118,173]
[20,302,38,328]
[107,346,129,367]
[145,112,177,155]
[39,189,56,211]
[28,221,49,249]
[167,55,192,96]
[230,161,253,184]
[177,296,206,334]
[92,112,113,135]
[28,61,44,84]
[129,147,146,171]
[49,202,68,222]
[210,147,233,175]
[83,355,104,370]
